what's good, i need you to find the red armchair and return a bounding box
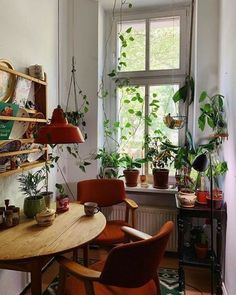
[56,221,174,295]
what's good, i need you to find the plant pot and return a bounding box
[196,190,209,205]
[56,195,70,213]
[178,189,196,208]
[123,169,139,187]
[23,196,46,218]
[40,191,53,208]
[195,243,208,259]
[206,195,223,210]
[153,168,169,189]
[103,167,119,179]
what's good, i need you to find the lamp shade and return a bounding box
[35,105,85,144]
[192,153,209,172]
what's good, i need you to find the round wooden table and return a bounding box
[0,202,106,295]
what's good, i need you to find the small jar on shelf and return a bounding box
[5,210,13,227]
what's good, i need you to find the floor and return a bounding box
[22,247,211,295]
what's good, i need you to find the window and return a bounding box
[108,8,189,176]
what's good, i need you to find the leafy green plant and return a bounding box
[95,148,122,178]
[120,153,142,170]
[198,91,227,135]
[191,225,208,246]
[55,183,65,196]
[172,75,195,104]
[145,132,173,170]
[18,171,45,199]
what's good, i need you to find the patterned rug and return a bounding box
[43,259,182,295]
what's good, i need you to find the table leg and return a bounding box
[30,261,42,295]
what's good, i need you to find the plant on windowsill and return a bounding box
[95,148,122,179]
[164,131,197,190]
[120,153,142,187]
[18,170,46,218]
[145,131,174,189]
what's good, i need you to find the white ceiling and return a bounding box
[96,0,191,11]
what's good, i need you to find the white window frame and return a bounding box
[105,6,191,180]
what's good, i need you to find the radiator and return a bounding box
[101,205,178,252]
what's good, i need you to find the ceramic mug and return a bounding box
[84,202,100,216]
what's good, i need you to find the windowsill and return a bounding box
[125,184,178,194]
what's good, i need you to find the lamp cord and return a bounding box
[209,153,215,295]
[58,0,60,106]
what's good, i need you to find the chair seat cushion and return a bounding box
[63,246,159,295]
[64,274,157,295]
[94,220,130,245]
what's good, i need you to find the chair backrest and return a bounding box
[77,179,126,207]
[99,221,174,288]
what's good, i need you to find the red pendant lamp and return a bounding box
[35,105,84,144]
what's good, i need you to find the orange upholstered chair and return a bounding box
[56,221,174,295]
[77,179,138,246]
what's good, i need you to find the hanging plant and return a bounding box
[198,91,228,138]
[64,57,89,140]
[163,113,186,129]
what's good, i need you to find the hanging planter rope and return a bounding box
[65,56,89,140]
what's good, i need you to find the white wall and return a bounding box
[218,0,236,293]
[0,0,58,293]
[58,0,100,198]
[193,0,220,142]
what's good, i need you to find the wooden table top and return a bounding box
[0,202,106,261]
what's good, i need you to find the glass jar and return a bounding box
[13,207,20,226]
[0,209,4,225]
[5,210,13,227]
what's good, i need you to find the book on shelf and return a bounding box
[0,102,19,140]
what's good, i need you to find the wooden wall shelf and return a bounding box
[0,64,48,174]
[0,116,47,123]
[0,65,47,85]
[0,160,46,177]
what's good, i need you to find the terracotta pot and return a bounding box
[153,168,169,189]
[206,196,223,209]
[123,169,139,187]
[195,243,208,259]
[196,190,209,205]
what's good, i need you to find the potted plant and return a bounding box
[39,155,59,208]
[164,131,196,190]
[198,91,228,138]
[120,153,142,187]
[55,183,70,213]
[18,171,46,218]
[95,148,121,179]
[146,134,173,189]
[191,226,209,260]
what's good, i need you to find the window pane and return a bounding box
[117,20,146,72]
[118,86,145,158]
[150,17,180,70]
[148,84,179,174]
